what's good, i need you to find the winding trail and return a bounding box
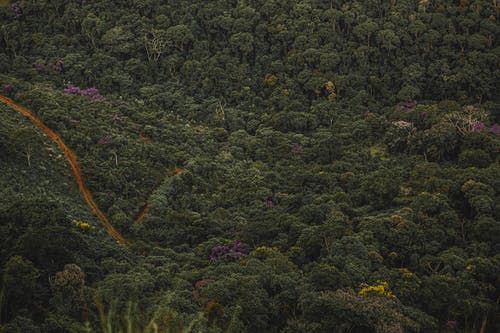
[134,167,183,225]
[135,202,150,225]
[0,95,127,246]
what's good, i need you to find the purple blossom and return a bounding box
[405,100,416,109]
[446,320,457,329]
[97,134,112,145]
[64,85,82,94]
[11,2,24,18]
[491,124,499,135]
[264,199,276,207]
[64,85,105,101]
[112,115,123,122]
[34,63,45,72]
[4,83,14,91]
[396,100,417,112]
[81,87,106,101]
[420,111,427,117]
[472,122,486,132]
[209,245,230,260]
[231,241,249,254]
[81,87,98,97]
[291,143,303,154]
[209,241,249,261]
[52,59,64,72]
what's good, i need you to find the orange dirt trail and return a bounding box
[135,203,150,225]
[134,166,183,224]
[0,95,127,246]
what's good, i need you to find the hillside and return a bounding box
[0,1,499,332]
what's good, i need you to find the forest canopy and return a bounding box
[0,0,499,332]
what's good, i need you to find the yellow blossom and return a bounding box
[253,245,279,253]
[358,281,395,298]
[250,246,280,259]
[264,74,278,87]
[398,268,414,278]
[76,221,90,229]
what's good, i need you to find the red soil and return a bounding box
[134,166,184,224]
[1,95,127,246]
[134,202,150,225]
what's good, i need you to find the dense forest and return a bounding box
[0,0,499,332]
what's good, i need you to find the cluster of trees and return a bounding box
[0,0,499,332]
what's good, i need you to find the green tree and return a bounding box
[12,126,42,167]
[0,256,40,322]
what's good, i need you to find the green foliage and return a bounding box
[0,256,39,322]
[1,0,499,332]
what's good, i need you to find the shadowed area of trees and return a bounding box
[0,0,499,332]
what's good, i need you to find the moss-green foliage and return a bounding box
[1,0,499,332]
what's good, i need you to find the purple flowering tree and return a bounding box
[64,85,81,94]
[209,245,230,260]
[34,63,45,72]
[442,106,489,135]
[97,135,112,145]
[291,143,303,154]
[264,199,276,207]
[64,85,105,101]
[491,124,499,135]
[396,100,417,112]
[52,59,64,72]
[11,2,24,18]
[209,240,249,261]
[471,122,486,132]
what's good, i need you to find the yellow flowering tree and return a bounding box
[358,281,395,298]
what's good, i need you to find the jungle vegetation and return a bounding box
[0,0,499,332]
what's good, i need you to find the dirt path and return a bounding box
[134,166,184,225]
[0,95,127,246]
[135,202,150,224]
